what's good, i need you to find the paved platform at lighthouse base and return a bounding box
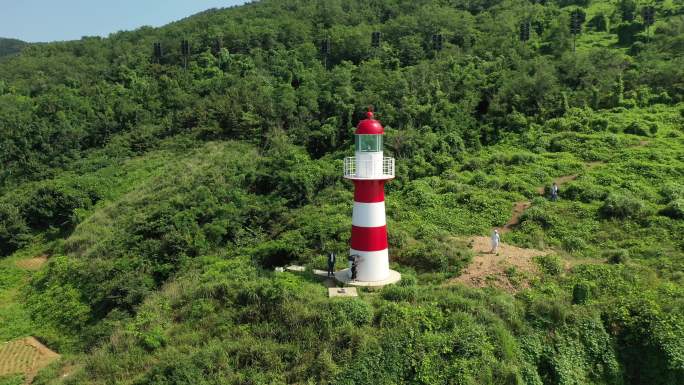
[334,269,401,289]
[328,287,358,297]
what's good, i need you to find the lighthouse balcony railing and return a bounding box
[344,156,394,179]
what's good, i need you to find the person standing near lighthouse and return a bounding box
[327,250,336,277]
[343,110,395,283]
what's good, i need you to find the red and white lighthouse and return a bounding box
[342,111,397,283]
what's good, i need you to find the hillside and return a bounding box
[0,0,683,384]
[0,38,26,58]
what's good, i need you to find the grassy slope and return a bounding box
[3,104,677,384]
[0,146,174,343]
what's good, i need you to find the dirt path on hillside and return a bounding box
[15,256,48,271]
[501,202,531,233]
[501,162,604,234]
[449,236,550,291]
[453,161,607,291]
[0,337,60,384]
[501,175,575,235]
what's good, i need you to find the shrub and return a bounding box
[660,184,684,203]
[398,274,417,286]
[620,96,637,109]
[255,143,332,206]
[600,193,644,219]
[134,353,211,385]
[572,282,590,304]
[506,111,528,132]
[528,298,568,327]
[561,235,586,252]
[251,240,298,269]
[563,182,608,202]
[388,229,410,250]
[0,203,30,256]
[395,238,472,276]
[556,0,590,7]
[615,22,644,46]
[508,153,537,165]
[21,183,94,231]
[618,0,637,21]
[132,323,167,351]
[588,13,609,32]
[603,249,629,264]
[546,117,584,133]
[648,123,659,135]
[589,118,609,132]
[624,121,649,136]
[27,283,91,333]
[461,158,484,171]
[381,285,417,302]
[327,299,373,326]
[535,254,563,276]
[520,205,554,229]
[648,91,671,104]
[236,280,287,308]
[603,297,684,384]
[627,41,646,55]
[660,199,684,219]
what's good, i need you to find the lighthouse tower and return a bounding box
[341,111,400,285]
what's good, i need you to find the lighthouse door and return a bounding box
[363,157,374,177]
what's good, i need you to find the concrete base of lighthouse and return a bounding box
[334,269,401,289]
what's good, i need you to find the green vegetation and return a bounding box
[0,374,24,385]
[0,38,26,59]
[0,0,683,384]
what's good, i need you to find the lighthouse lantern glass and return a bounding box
[355,134,382,152]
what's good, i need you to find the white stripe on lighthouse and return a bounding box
[349,248,390,282]
[352,201,386,227]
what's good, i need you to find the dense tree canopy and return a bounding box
[0,38,26,58]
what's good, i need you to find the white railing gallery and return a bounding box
[344,156,394,179]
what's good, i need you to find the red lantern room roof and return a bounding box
[355,111,384,135]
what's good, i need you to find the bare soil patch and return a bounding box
[0,337,60,383]
[449,236,550,291]
[453,162,607,291]
[15,256,48,271]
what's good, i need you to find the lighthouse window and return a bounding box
[355,135,382,152]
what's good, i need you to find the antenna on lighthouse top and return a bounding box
[367,106,374,119]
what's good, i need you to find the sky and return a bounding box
[1,0,248,42]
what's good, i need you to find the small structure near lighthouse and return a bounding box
[335,110,401,288]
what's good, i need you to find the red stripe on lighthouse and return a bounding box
[353,180,386,203]
[351,225,388,251]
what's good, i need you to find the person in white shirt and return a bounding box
[490,229,500,254]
